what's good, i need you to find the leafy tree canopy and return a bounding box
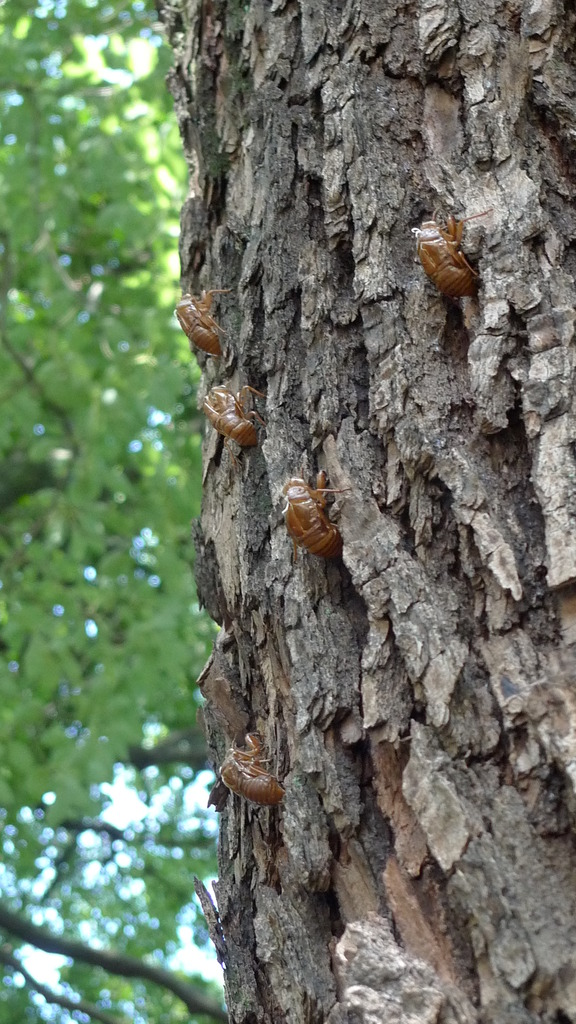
[0,1,221,1021]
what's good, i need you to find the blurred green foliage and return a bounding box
[0,1,221,1021]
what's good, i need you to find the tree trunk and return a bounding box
[159,2,576,1022]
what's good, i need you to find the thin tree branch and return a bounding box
[42,812,214,902]
[59,818,126,842]
[0,946,127,1024]
[0,904,227,1022]
[41,819,125,900]
[40,838,76,902]
[31,225,86,293]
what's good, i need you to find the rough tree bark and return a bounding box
[158,2,576,1022]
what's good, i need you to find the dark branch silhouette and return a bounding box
[0,904,227,1022]
[0,453,56,511]
[128,727,209,770]
[0,946,126,1024]
[59,818,126,842]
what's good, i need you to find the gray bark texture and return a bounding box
[158,1,576,1022]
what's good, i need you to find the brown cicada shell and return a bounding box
[203,385,266,457]
[220,734,284,806]
[412,210,491,297]
[282,470,345,560]
[175,288,231,356]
